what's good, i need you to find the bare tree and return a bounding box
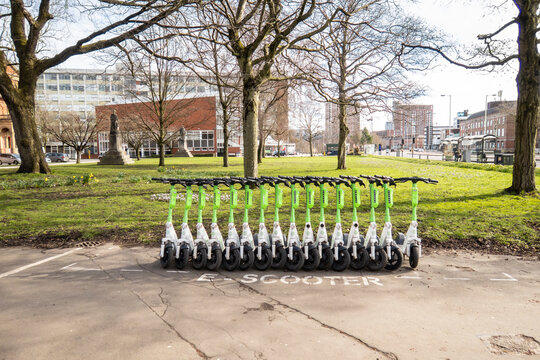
[403,1,537,193]
[44,113,101,163]
[121,115,148,161]
[302,0,426,169]
[172,1,345,176]
[293,91,323,157]
[258,81,290,163]
[0,0,191,173]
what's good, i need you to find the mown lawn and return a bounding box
[0,156,539,250]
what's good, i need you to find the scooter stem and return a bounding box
[290,183,299,224]
[274,183,283,222]
[212,185,220,223]
[351,183,360,223]
[197,185,206,223]
[336,184,344,224]
[305,183,315,224]
[229,186,238,223]
[259,184,268,223]
[319,183,328,223]
[411,182,418,222]
[183,187,193,224]
[369,182,379,223]
[167,185,177,223]
[243,184,253,223]
[383,183,393,223]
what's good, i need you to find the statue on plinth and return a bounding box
[174,125,193,157]
[98,110,134,165]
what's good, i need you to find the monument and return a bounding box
[98,111,134,165]
[174,126,193,157]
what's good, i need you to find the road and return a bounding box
[0,245,538,360]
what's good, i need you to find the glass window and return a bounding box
[59,74,71,80]
[73,74,84,80]
[59,84,71,91]
[46,73,57,80]
[86,75,97,81]
[47,84,58,91]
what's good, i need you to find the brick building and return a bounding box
[392,103,434,149]
[324,103,361,144]
[459,101,516,152]
[0,67,18,154]
[95,97,241,157]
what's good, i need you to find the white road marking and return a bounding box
[61,262,78,270]
[0,248,82,279]
[490,273,518,282]
[166,270,189,273]
[120,269,143,272]
[68,267,101,271]
[395,275,422,279]
[443,277,470,281]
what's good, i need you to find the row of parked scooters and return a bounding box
[152,175,437,272]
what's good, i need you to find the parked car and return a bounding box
[45,152,70,162]
[0,153,21,165]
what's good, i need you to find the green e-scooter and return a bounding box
[231,177,256,270]
[222,178,242,271]
[260,176,288,269]
[251,177,273,271]
[315,176,334,270]
[296,176,321,271]
[278,176,305,271]
[206,178,225,270]
[325,177,351,272]
[393,177,438,268]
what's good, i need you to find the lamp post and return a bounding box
[484,94,497,135]
[440,94,452,127]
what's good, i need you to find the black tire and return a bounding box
[222,247,241,271]
[253,245,273,271]
[349,245,369,270]
[384,246,403,271]
[238,245,254,270]
[191,247,207,270]
[13,160,18,165]
[318,245,333,270]
[175,247,190,270]
[285,246,305,272]
[0,160,3,165]
[160,244,173,268]
[409,245,420,269]
[271,245,287,269]
[303,245,320,271]
[332,246,351,272]
[56,159,62,163]
[206,245,223,271]
[366,247,388,271]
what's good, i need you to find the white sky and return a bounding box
[59,1,519,131]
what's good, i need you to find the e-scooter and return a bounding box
[315,176,334,270]
[359,175,388,271]
[251,177,273,271]
[260,176,288,269]
[296,176,321,271]
[231,177,255,270]
[325,177,351,272]
[206,178,225,270]
[155,180,179,268]
[339,175,369,270]
[393,176,438,268]
[192,180,211,270]
[278,176,305,271]
[222,178,242,271]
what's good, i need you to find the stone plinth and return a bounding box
[98,112,133,165]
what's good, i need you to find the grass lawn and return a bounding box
[0,156,539,253]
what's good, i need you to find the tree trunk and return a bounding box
[5,92,50,174]
[277,140,281,157]
[337,100,349,170]
[257,135,263,163]
[76,150,81,164]
[509,1,538,193]
[242,79,259,177]
[223,127,229,167]
[309,136,313,157]
[136,146,141,161]
[159,142,165,167]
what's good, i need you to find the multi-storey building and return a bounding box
[392,103,434,149]
[324,103,361,144]
[459,101,517,151]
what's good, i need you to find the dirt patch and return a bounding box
[480,334,540,355]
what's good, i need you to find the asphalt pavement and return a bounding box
[0,245,538,360]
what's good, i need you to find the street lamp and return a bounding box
[484,94,497,135]
[440,94,452,127]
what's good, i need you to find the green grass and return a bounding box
[0,156,539,249]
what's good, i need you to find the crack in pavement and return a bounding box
[228,276,399,360]
[157,287,170,317]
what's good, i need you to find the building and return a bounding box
[460,101,517,152]
[431,125,460,150]
[95,97,241,157]
[324,103,361,144]
[392,103,434,149]
[0,67,18,154]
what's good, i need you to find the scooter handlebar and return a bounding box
[339,175,366,187]
[373,175,397,187]
[393,176,438,185]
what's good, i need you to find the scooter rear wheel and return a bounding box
[271,245,287,269]
[175,247,190,270]
[222,248,241,271]
[253,245,273,271]
[366,247,387,271]
[191,247,208,270]
[332,246,351,272]
[160,244,173,268]
[349,246,369,270]
[384,246,403,271]
[409,245,419,269]
[303,246,320,271]
[238,245,254,270]
[285,246,304,272]
[206,245,223,271]
[318,246,333,270]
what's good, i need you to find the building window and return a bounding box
[73,74,84,80]
[59,84,71,91]
[86,75,97,81]
[59,74,71,80]
[98,132,109,154]
[47,84,58,91]
[46,73,57,80]
[186,130,214,151]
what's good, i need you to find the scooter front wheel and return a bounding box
[271,245,287,269]
[238,245,254,270]
[303,245,320,271]
[349,246,369,270]
[285,246,304,272]
[318,246,333,270]
[191,247,208,270]
[409,245,419,269]
[253,245,272,271]
[160,243,173,268]
[175,247,190,270]
[366,247,387,271]
[206,245,223,271]
[384,246,403,271]
[222,248,241,271]
[332,246,351,272]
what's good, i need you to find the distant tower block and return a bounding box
[98,111,133,165]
